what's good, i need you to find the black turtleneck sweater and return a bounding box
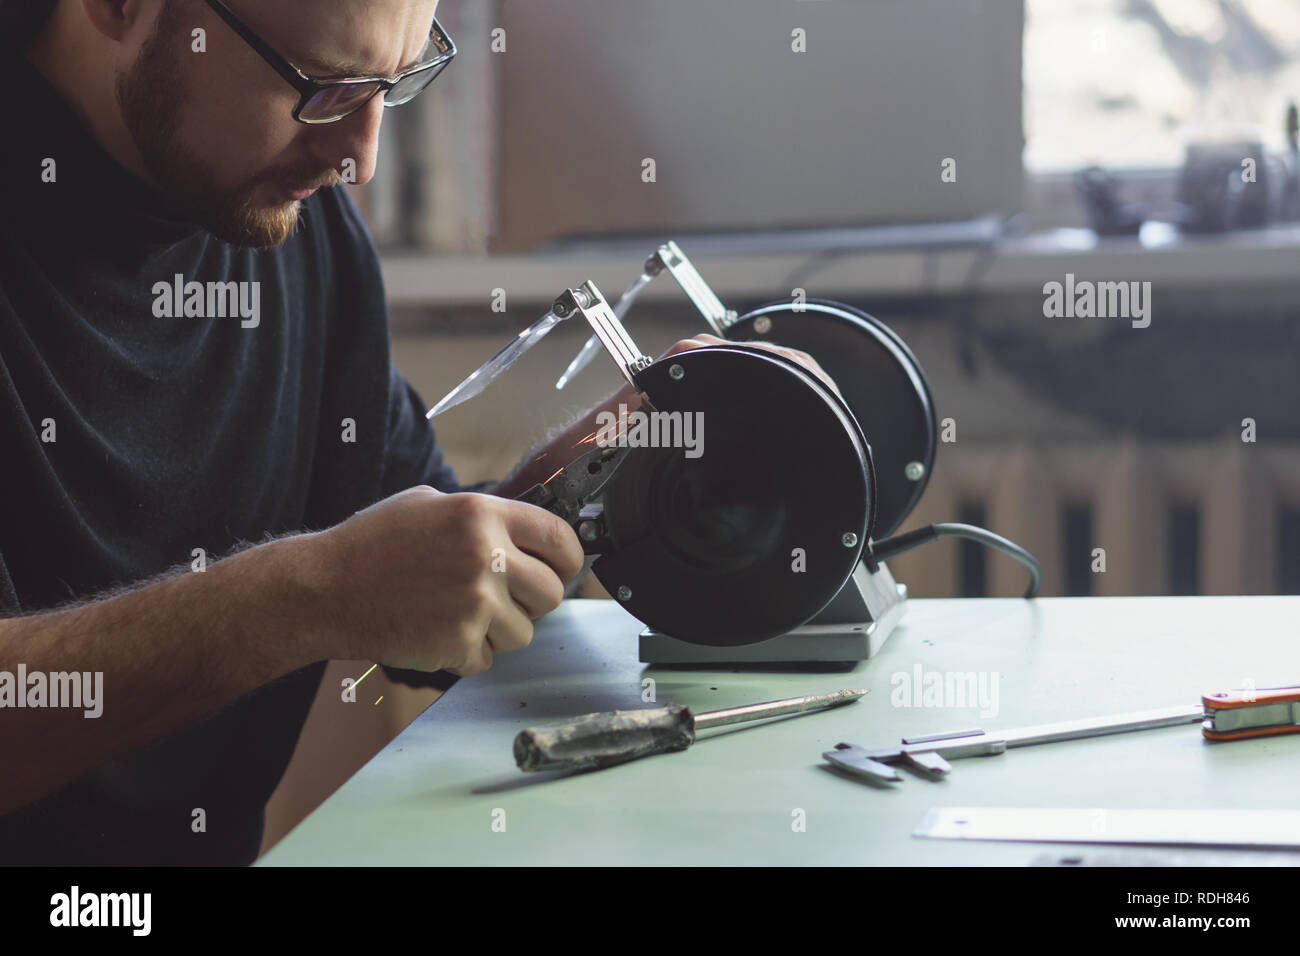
[0,54,484,864]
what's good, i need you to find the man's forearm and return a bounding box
[0,532,328,815]
[493,381,642,499]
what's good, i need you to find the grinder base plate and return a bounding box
[638,563,908,664]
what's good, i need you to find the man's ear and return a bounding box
[81,0,154,43]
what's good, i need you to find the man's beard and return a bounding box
[115,4,338,248]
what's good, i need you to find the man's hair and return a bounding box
[0,0,57,53]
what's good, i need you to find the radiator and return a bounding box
[885,439,1300,597]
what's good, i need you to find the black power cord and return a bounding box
[864,522,1041,599]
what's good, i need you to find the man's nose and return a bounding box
[306,93,385,186]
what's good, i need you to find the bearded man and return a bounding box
[0,0,838,865]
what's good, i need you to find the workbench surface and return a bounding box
[258,596,1300,865]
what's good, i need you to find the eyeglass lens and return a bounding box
[299,60,449,122]
[300,82,384,122]
[385,62,448,105]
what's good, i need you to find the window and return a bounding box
[1024,0,1300,172]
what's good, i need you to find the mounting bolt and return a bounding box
[616,585,633,601]
[842,532,859,548]
[552,299,571,318]
[578,521,600,542]
[905,460,925,481]
[753,316,772,335]
[668,363,685,380]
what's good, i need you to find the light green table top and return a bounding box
[259,596,1300,866]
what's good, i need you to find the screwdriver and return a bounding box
[514,688,868,772]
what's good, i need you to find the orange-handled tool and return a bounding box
[1202,686,1300,741]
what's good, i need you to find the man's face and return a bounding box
[116,0,439,248]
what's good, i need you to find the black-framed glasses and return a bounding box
[201,0,456,124]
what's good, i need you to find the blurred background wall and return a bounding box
[262,0,1300,854]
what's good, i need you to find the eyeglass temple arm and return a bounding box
[202,0,317,93]
[204,0,454,96]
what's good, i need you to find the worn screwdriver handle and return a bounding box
[514,704,695,772]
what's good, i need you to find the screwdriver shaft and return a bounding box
[693,688,868,730]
